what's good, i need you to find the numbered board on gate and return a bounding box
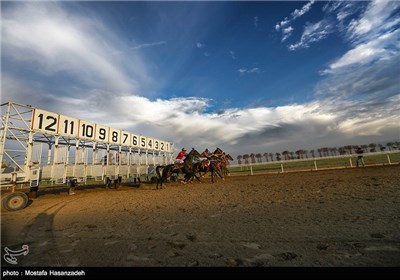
[31,108,171,150]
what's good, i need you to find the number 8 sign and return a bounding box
[109,128,121,145]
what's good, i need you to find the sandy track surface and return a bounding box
[1,165,399,267]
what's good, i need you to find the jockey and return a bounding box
[175,148,187,164]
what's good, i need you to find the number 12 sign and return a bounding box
[32,109,59,135]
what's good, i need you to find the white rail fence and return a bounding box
[228,150,400,176]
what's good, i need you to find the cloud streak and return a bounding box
[196,42,205,48]
[2,2,152,94]
[284,0,400,51]
[289,20,332,51]
[275,0,315,42]
[323,1,400,73]
[130,41,166,50]
[238,68,260,74]
[254,16,258,28]
[346,0,400,42]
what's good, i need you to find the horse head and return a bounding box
[213,147,225,155]
[225,154,234,161]
[201,149,211,157]
[187,148,201,158]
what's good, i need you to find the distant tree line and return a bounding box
[236,141,400,164]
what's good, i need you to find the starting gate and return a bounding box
[0,101,175,201]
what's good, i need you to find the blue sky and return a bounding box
[2,0,400,159]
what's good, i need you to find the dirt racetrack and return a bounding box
[1,165,400,267]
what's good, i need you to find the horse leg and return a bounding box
[183,172,192,183]
[161,168,172,189]
[217,168,224,180]
[156,166,163,190]
[193,172,201,182]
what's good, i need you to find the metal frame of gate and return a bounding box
[0,101,175,190]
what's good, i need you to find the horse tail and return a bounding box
[156,165,165,188]
[156,165,165,179]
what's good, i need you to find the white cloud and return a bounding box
[238,68,260,74]
[248,68,260,73]
[313,42,400,148]
[289,20,332,51]
[346,0,400,41]
[283,26,294,34]
[4,67,399,158]
[130,41,166,50]
[229,50,237,59]
[275,18,289,31]
[337,10,351,22]
[281,26,294,42]
[275,0,315,39]
[291,0,315,20]
[1,2,151,94]
[325,29,399,72]
[254,16,259,28]
[196,42,205,48]
[322,0,400,74]
[282,1,373,51]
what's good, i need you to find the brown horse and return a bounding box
[155,164,181,189]
[156,148,201,188]
[194,149,224,183]
[208,154,225,183]
[220,154,233,176]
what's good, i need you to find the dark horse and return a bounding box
[193,157,224,183]
[156,148,201,189]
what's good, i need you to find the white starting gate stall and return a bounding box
[0,101,174,211]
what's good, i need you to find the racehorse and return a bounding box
[156,148,201,189]
[155,164,181,189]
[220,153,233,176]
[194,148,225,183]
[193,158,210,178]
[207,154,225,183]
